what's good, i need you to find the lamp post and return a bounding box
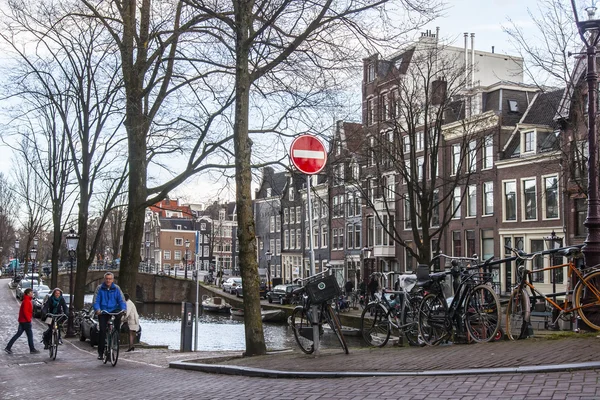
[29,246,37,290]
[184,239,190,280]
[65,229,79,338]
[265,250,272,291]
[14,240,19,278]
[572,1,600,268]
[362,247,372,283]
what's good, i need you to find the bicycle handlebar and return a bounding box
[100,310,125,316]
[46,313,68,319]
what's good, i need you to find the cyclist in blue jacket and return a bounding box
[93,272,127,360]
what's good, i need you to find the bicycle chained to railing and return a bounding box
[45,313,67,360]
[504,244,600,340]
[100,310,125,366]
[417,253,501,346]
[289,268,349,355]
[359,270,423,347]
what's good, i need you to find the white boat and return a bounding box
[230,307,286,322]
[201,295,232,313]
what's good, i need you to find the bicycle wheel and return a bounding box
[110,329,120,366]
[324,304,349,354]
[464,284,500,343]
[574,269,600,330]
[49,329,57,360]
[360,302,391,347]
[290,306,314,354]
[103,333,110,364]
[506,288,530,340]
[418,293,448,346]
[402,294,423,346]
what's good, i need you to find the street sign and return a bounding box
[290,134,327,175]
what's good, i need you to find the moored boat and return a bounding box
[229,307,286,322]
[201,295,232,313]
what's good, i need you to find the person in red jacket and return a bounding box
[4,288,40,354]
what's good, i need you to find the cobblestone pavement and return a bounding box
[2,278,600,399]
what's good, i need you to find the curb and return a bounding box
[168,360,600,379]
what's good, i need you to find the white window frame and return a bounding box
[453,188,461,219]
[483,181,494,216]
[483,135,493,169]
[523,130,536,154]
[503,180,517,222]
[467,185,476,217]
[164,251,171,260]
[175,238,183,246]
[522,177,538,221]
[468,140,477,172]
[542,174,560,220]
[452,144,461,175]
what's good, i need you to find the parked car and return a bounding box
[236,282,267,298]
[32,285,51,317]
[9,275,23,289]
[79,305,141,346]
[266,284,302,304]
[33,284,50,298]
[16,280,34,300]
[222,277,242,294]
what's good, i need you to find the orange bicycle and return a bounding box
[505,245,600,340]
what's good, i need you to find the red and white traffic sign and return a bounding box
[289,134,327,175]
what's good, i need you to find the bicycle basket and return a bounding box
[305,275,341,304]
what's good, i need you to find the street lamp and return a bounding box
[65,229,79,338]
[265,250,272,291]
[184,239,190,280]
[362,247,372,282]
[572,1,600,268]
[14,239,19,278]
[29,246,37,290]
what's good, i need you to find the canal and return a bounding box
[136,302,365,351]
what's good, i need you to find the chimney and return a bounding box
[492,46,495,54]
[470,33,475,87]
[464,33,469,87]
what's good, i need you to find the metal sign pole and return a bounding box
[306,175,320,354]
[194,255,199,351]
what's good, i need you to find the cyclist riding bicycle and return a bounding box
[42,288,68,349]
[93,272,127,360]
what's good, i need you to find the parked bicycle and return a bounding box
[101,310,124,366]
[360,271,422,347]
[289,269,348,355]
[504,244,600,340]
[45,313,67,360]
[417,254,501,346]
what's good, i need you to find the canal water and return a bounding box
[136,302,364,351]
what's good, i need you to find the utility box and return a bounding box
[180,302,193,352]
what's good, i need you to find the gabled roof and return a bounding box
[255,167,287,199]
[160,218,195,230]
[521,89,564,126]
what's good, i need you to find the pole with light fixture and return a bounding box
[29,245,37,290]
[14,240,19,278]
[572,0,600,268]
[265,250,272,291]
[184,239,190,280]
[65,229,79,337]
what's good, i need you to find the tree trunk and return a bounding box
[74,186,90,310]
[50,200,62,289]
[234,0,267,356]
[118,112,148,299]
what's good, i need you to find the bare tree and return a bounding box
[0,173,17,264]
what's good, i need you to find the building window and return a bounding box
[367,62,375,82]
[174,250,182,260]
[284,230,289,249]
[380,93,389,121]
[354,223,361,249]
[467,185,476,217]
[468,140,477,172]
[367,216,374,247]
[504,181,516,221]
[367,97,375,125]
[289,186,294,201]
[270,216,275,233]
[164,251,171,260]
[200,223,206,230]
[575,199,587,237]
[276,239,281,255]
[466,230,475,258]
[432,190,440,227]
[416,132,424,151]
[405,246,414,273]
[283,208,289,224]
[523,130,535,153]
[417,157,425,180]
[404,197,412,229]
[523,179,537,220]
[347,193,353,217]
[354,191,361,216]
[452,144,461,175]
[452,231,462,257]
[289,207,295,224]
[403,136,411,154]
[275,215,281,232]
[544,176,559,219]
[483,182,493,216]
[481,229,494,259]
[176,225,182,230]
[313,227,319,248]
[453,187,461,219]
[296,206,301,224]
[352,163,360,181]
[483,135,493,169]
[508,99,519,113]
[321,226,328,249]
[346,225,354,249]
[531,239,544,282]
[175,238,183,246]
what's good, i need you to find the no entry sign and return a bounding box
[289,135,327,175]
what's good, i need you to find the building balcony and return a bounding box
[373,245,395,258]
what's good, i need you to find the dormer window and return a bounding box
[367,62,375,82]
[266,188,271,197]
[176,225,182,230]
[522,130,536,154]
[219,209,225,220]
[507,100,519,113]
[335,140,342,156]
[289,186,294,201]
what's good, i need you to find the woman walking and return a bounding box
[122,293,140,352]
